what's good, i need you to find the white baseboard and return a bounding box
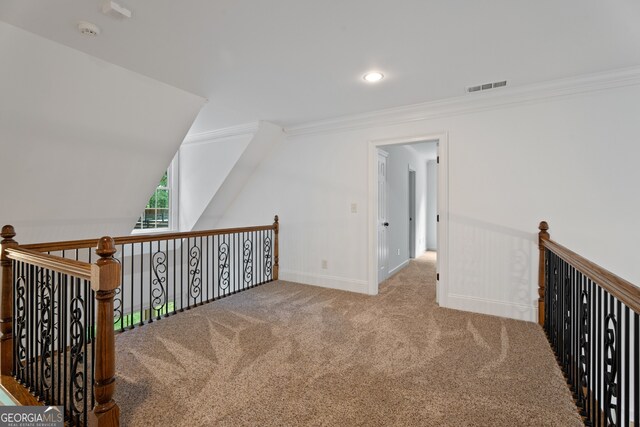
[279,270,368,294]
[388,259,410,277]
[446,293,537,322]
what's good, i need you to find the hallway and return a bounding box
[114,252,581,426]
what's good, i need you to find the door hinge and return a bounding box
[437,156,440,164]
[437,273,440,281]
[437,214,440,222]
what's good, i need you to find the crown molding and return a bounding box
[183,121,260,145]
[285,66,640,137]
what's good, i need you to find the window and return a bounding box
[134,158,178,231]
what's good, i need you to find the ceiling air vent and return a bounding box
[466,80,507,93]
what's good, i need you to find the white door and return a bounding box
[378,150,389,283]
[435,143,441,303]
[409,169,416,259]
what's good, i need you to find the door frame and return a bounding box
[408,168,416,259]
[367,132,449,307]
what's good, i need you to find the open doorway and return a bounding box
[368,133,448,306]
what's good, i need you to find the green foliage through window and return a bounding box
[135,171,170,230]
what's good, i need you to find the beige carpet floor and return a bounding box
[114,252,582,426]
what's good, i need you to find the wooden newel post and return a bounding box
[0,225,17,376]
[273,215,279,281]
[538,221,550,326]
[89,237,120,427]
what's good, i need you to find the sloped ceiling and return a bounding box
[0,22,205,243]
[1,0,639,133]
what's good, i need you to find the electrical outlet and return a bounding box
[350,203,358,213]
[396,249,400,255]
[321,260,328,269]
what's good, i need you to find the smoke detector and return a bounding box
[466,80,507,93]
[77,21,101,37]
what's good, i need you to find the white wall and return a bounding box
[0,22,205,244]
[382,145,428,276]
[426,160,438,250]
[195,122,284,230]
[179,134,252,231]
[213,81,640,321]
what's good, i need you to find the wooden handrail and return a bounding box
[538,221,640,318]
[5,247,92,280]
[22,223,277,253]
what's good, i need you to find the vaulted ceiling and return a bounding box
[2,0,639,134]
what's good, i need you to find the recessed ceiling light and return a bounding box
[363,72,384,83]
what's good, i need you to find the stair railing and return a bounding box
[0,216,279,427]
[0,226,120,426]
[538,221,639,426]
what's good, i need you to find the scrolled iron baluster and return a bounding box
[218,242,230,290]
[563,270,571,371]
[69,281,85,420]
[604,312,618,426]
[264,236,272,279]
[38,270,54,397]
[243,239,253,286]
[151,250,167,315]
[578,288,589,412]
[113,286,122,328]
[14,268,27,383]
[188,245,202,300]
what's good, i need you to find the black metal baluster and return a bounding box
[12,261,16,380]
[544,249,549,334]
[233,233,237,294]
[578,273,588,420]
[180,237,184,312]
[14,261,25,384]
[624,306,629,427]
[62,274,68,421]
[590,279,596,426]
[206,236,209,303]
[258,232,262,285]
[129,243,134,330]
[603,291,612,427]
[634,311,638,427]
[252,231,256,288]
[91,284,96,411]
[215,234,219,296]
[139,242,143,326]
[49,269,55,403]
[615,298,621,427]
[200,236,204,305]
[187,238,191,310]
[69,276,75,424]
[172,239,176,315]
[83,280,89,427]
[148,241,153,323]
[570,266,576,397]
[209,235,214,301]
[56,271,62,405]
[27,263,33,393]
[164,240,169,317]
[597,286,602,427]
[118,244,124,333]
